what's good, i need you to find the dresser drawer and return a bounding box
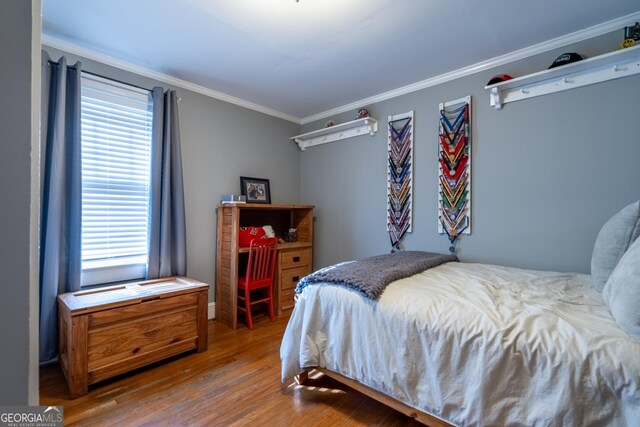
[87,304,199,381]
[88,292,198,328]
[280,247,312,269]
[281,265,311,291]
[277,247,313,315]
[280,287,296,311]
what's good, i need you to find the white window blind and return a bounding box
[80,73,153,287]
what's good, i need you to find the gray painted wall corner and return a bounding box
[0,0,40,405]
[300,30,640,274]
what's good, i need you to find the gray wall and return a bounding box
[0,0,39,405]
[301,31,640,274]
[43,45,302,303]
[15,6,637,405]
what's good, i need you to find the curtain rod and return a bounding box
[47,60,181,101]
[46,59,151,92]
[82,70,152,93]
[82,70,181,102]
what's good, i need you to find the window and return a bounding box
[80,73,154,287]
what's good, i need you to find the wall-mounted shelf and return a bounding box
[292,117,378,150]
[486,44,640,110]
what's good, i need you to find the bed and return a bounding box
[280,202,640,426]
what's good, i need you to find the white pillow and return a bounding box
[591,201,640,292]
[603,235,640,339]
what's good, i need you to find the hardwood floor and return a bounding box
[40,313,423,426]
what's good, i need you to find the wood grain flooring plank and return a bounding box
[41,314,423,426]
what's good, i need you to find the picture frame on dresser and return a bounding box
[240,176,271,204]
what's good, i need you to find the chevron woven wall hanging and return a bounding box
[438,96,471,255]
[387,111,414,251]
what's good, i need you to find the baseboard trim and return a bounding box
[208,302,215,320]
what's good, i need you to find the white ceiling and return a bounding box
[42,0,640,123]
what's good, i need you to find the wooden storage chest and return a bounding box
[57,277,209,399]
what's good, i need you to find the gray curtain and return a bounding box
[147,88,187,278]
[39,53,82,363]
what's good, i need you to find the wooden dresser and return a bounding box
[216,203,314,329]
[57,277,209,399]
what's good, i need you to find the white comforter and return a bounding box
[280,262,640,426]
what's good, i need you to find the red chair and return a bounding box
[237,237,278,329]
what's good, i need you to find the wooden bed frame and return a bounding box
[295,368,453,427]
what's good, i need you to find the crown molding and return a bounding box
[41,34,301,124]
[300,11,640,124]
[42,10,640,127]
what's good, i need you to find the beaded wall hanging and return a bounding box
[387,111,414,251]
[438,96,471,254]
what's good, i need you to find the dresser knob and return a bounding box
[293,256,300,262]
[292,276,300,282]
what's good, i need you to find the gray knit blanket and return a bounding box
[295,251,458,300]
